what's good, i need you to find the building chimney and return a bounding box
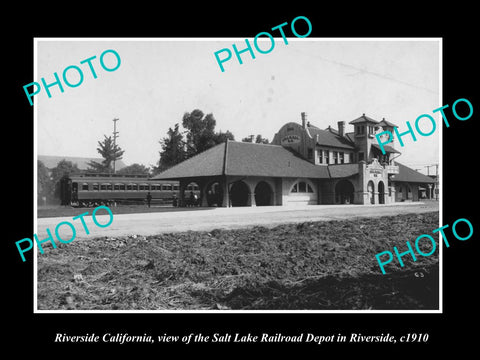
[301,112,307,128]
[338,121,345,137]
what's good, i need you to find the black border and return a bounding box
[7,5,479,355]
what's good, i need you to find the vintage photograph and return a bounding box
[34,38,441,311]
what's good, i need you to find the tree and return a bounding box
[117,163,151,176]
[182,109,235,158]
[255,134,269,144]
[157,123,186,172]
[87,135,125,173]
[182,110,217,157]
[242,134,269,144]
[37,160,52,205]
[156,110,235,172]
[213,130,235,144]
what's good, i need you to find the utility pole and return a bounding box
[112,118,119,174]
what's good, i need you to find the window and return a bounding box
[325,150,330,164]
[173,185,179,191]
[131,184,138,191]
[101,183,112,191]
[298,182,306,192]
[126,184,132,191]
[119,184,125,191]
[81,183,89,191]
[187,184,199,191]
[358,152,364,162]
[291,181,314,194]
[114,183,124,191]
[350,152,354,163]
[339,152,344,164]
[307,148,313,159]
[92,183,99,191]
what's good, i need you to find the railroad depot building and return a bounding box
[152,112,435,207]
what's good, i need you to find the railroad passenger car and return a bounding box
[60,173,199,207]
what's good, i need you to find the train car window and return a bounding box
[132,184,138,191]
[126,184,132,191]
[106,183,112,191]
[82,183,89,191]
[173,185,179,191]
[151,184,160,191]
[100,184,107,191]
[139,184,148,191]
[93,183,99,191]
[119,184,125,191]
[163,184,172,191]
[114,184,120,190]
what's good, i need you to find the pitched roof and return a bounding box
[345,132,355,143]
[152,141,434,185]
[152,142,227,179]
[152,141,330,180]
[372,143,401,154]
[328,164,359,178]
[307,126,355,150]
[390,162,435,183]
[349,114,380,125]
[38,155,127,170]
[378,118,398,128]
[225,141,329,178]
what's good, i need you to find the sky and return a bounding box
[36,38,440,174]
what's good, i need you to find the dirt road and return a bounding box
[36,201,439,240]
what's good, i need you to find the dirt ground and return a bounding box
[37,211,440,311]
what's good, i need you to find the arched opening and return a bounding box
[254,181,273,206]
[367,180,375,204]
[335,179,354,204]
[206,181,223,207]
[406,185,412,200]
[184,182,200,207]
[288,179,316,206]
[230,181,249,207]
[378,181,385,204]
